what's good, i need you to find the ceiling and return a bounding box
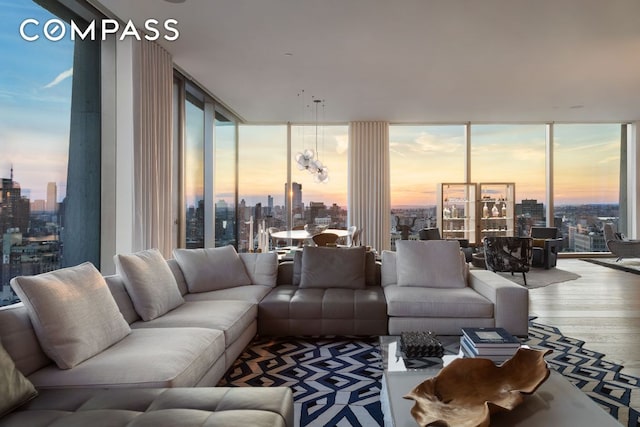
[95,0,640,123]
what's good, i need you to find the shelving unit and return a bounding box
[478,182,515,240]
[437,183,478,245]
[437,182,515,246]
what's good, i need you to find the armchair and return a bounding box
[483,237,533,286]
[604,223,640,261]
[530,227,563,269]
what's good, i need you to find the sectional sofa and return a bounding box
[0,241,528,425]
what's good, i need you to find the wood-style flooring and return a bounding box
[528,258,640,409]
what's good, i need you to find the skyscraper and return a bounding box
[284,182,303,219]
[46,182,57,213]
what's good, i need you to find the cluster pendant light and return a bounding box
[295,95,329,183]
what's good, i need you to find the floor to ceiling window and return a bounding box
[470,124,547,237]
[1,0,100,306]
[553,124,621,252]
[238,125,287,252]
[214,111,237,249]
[291,125,349,230]
[389,125,465,248]
[184,95,205,248]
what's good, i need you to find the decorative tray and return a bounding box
[404,347,552,427]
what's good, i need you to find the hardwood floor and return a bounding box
[528,258,640,409]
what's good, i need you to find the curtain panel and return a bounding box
[348,121,391,252]
[133,40,173,257]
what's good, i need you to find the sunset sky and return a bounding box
[1,0,72,201]
[2,1,622,211]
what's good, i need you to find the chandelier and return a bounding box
[295,96,329,183]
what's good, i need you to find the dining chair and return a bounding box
[312,233,340,247]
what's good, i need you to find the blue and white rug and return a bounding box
[219,323,640,427]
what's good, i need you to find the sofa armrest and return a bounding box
[468,270,529,336]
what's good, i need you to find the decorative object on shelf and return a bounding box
[482,202,489,218]
[294,92,329,183]
[404,347,552,427]
[491,204,499,217]
[400,331,444,358]
[501,202,507,217]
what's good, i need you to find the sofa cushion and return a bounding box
[114,249,184,321]
[27,328,225,389]
[183,285,272,304]
[384,285,494,318]
[173,246,252,293]
[0,341,37,417]
[10,262,131,369]
[395,240,466,288]
[2,387,294,427]
[299,246,366,289]
[131,301,256,348]
[239,252,278,287]
[0,303,50,376]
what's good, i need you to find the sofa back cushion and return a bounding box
[173,245,252,293]
[10,262,131,369]
[0,303,51,376]
[114,249,185,321]
[299,246,366,289]
[238,252,278,287]
[395,240,466,288]
[0,341,38,417]
[104,275,141,324]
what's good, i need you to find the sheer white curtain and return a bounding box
[133,40,173,257]
[348,121,391,252]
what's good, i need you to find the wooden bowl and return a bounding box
[403,347,552,427]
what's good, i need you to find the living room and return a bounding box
[2,0,640,426]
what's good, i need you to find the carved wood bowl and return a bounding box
[403,347,552,427]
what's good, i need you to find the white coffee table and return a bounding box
[379,336,622,427]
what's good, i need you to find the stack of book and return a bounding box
[460,327,521,363]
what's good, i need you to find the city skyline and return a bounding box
[1,0,72,202]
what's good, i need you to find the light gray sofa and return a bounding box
[258,246,388,336]
[381,240,529,336]
[0,387,293,427]
[0,246,294,426]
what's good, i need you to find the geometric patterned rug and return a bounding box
[219,321,640,427]
[525,321,640,427]
[219,337,383,426]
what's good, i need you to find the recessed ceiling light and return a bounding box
[164,0,186,3]
[570,105,584,109]
[284,52,293,56]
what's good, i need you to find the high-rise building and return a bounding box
[0,170,30,235]
[46,182,57,213]
[267,195,273,216]
[284,182,303,220]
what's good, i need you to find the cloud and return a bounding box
[414,132,461,154]
[43,68,73,89]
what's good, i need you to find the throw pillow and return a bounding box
[0,341,38,417]
[173,245,252,293]
[10,262,131,369]
[396,240,466,288]
[114,249,184,321]
[299,246,366,289]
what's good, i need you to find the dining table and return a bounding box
[270,228,350,241]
